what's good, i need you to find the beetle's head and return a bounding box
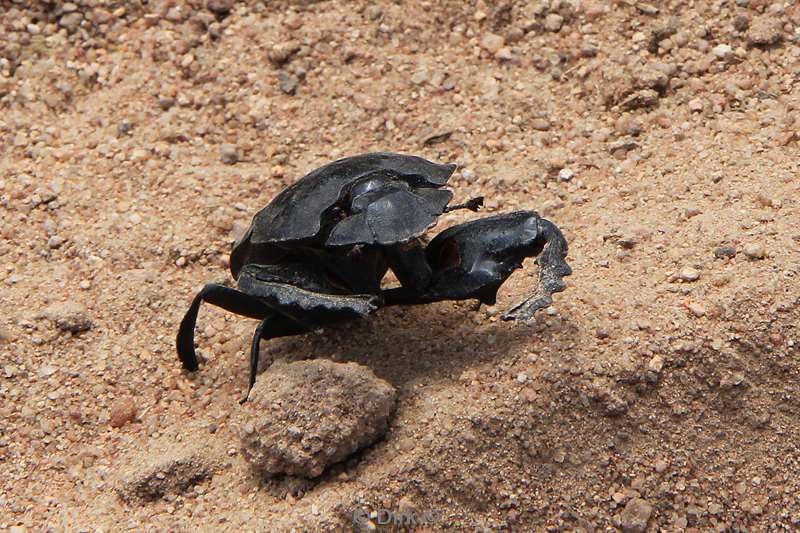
[346,172,410,214]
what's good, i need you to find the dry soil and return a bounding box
[1,0,800,532]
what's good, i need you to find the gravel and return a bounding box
[2,1,798,530]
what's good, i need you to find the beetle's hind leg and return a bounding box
[176,283,272,372]
[242,315,310,404]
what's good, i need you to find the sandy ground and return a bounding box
[2,0,800,531]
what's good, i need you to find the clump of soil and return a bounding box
[241,359,396,479]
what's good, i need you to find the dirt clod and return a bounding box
[241,360,396,478]
[41,302,93,333]
[116,436,223,503]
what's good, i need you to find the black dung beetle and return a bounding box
[176,152,572,402]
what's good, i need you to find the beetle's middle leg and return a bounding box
[243,314,310,404]
[236,263,382,401]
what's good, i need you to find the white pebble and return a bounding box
[130,148,149,162]
[47,235,65,249]
[743,243,765,259]
[38,365,57,378]
[678,267,700,282]
[558,168,574,182]
[712,44,732,59]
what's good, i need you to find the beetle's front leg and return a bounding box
[382,238,432,291]
[502,218,571,321]
[395,211,571,317]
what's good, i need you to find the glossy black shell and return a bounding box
[230,152,457,278]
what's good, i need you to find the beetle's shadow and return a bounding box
[261,301,576,390]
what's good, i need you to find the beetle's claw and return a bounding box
[503,218,572,321]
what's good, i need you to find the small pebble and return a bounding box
[207,0,235,16]
[688,98,704,112]
[712,44,732,59]
[43,302,93,333]
[130,148,149,163]
[365,5,382,20]
[688,302,707,317]
[743,243,765,259]
[544,13,564,32]
[714,246,737,259]
[117,119,133,136]
[733,15,750,32]
[494,47,514,61]
[110,397,138,428]
[38,365,57,378]
[220,144,239,165]
[480,33,505,54]
[678,267,700,282]
[747,16,782,47]
[685,206,701,218]
[278,71,299,95]
[558,168,574,182]
[620,498,653,533]
[647,354,664,373]
[516,373,528,384]
[158,97,175,110]
[530,118,551,131]
[47,235,66,249]
[410,70,428,85]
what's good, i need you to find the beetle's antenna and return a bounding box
[444,196,484,213]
